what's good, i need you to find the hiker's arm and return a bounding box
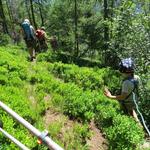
[44,32,50,40]
[33,28,36,34]
[20,28,23,34]
[104,88,128,100]
[20,28,25,37]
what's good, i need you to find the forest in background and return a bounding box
[0,0,150,149]
[0,0,149,66]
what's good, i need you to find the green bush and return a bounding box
[35,60,145,149]
[95,99,144,150]
[0,45,146,149]
[0,34,10,46]
[0,46,38,149]
[105,115,144,150]
[36,51,59,63]
[48,62,105,91]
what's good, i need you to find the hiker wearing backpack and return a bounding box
[104,58,141,124]
[36,26,48,52]
[50,35,58,51]
[21,19,37,61]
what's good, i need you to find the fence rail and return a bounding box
[0,101,64,150]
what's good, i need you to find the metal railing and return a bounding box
[0,101,64,150]
[0,126,30,150]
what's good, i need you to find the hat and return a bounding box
[119,58,135,73]
[41,26,45,30]
[24,19,30,24]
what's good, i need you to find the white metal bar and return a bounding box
[0,101,64,150]
[0,127,30,150]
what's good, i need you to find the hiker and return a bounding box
[21,19,37,61]
[104,58,141,124]
[11,30,20,45]
[36,26,48,52]
[50,35,58,51]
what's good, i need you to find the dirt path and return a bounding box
[26,60,39,118]
[87,120,108,150]
[44,108,108,150]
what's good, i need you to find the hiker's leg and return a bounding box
[26,40,32,59]
[127,109,141,127]
[32,48,35,58]
[28,39,36,60]
[28,46,35,59]
[119,101,128,115]
[132,109,143,127]
[132,110,139,122]
[33,39,38,54]
[28,47,33,58]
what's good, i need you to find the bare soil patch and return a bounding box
[43,108,108,150]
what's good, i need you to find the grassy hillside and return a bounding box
[0,45,145,150]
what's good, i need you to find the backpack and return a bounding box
[36,29,45,40]
[124,77,139,100]
[21,21,33,40]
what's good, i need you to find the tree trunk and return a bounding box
[110,0,114,38]
[103,0,109,64]
[25,0,32,23]
[6,0,14,30]
[74,0,79,57]
[38,0,44,26]
[0,0,9,34]
[103,0,109,49]
[29,0,37,29]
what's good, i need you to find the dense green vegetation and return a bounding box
[0,46,147,149]
[0,0,149,149]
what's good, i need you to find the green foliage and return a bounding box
[102,68,121,94]
[1,0,150,148]
[95,100,120,128]
[105,115,144,150]
[0,34,10,46]
[36,79,96,121]
[47,0,104,58]
[48,119,89,150]
[95,100,144,150]
[0,46,42,149]
[73,123,90,143]
[0,45,146,149]
[48,121,63,138]
[61,84,96,121]
[138,74,150,130]
[36,51,56,62]
[48,62,105,91]
[34,60,145,149]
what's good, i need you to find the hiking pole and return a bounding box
[0,101,64,150]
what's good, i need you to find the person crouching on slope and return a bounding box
[104,58,141,124]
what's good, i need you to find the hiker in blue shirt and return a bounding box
[21,19,37,61]
[104,58,141,123]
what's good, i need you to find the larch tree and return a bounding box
[0,0,9,34]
